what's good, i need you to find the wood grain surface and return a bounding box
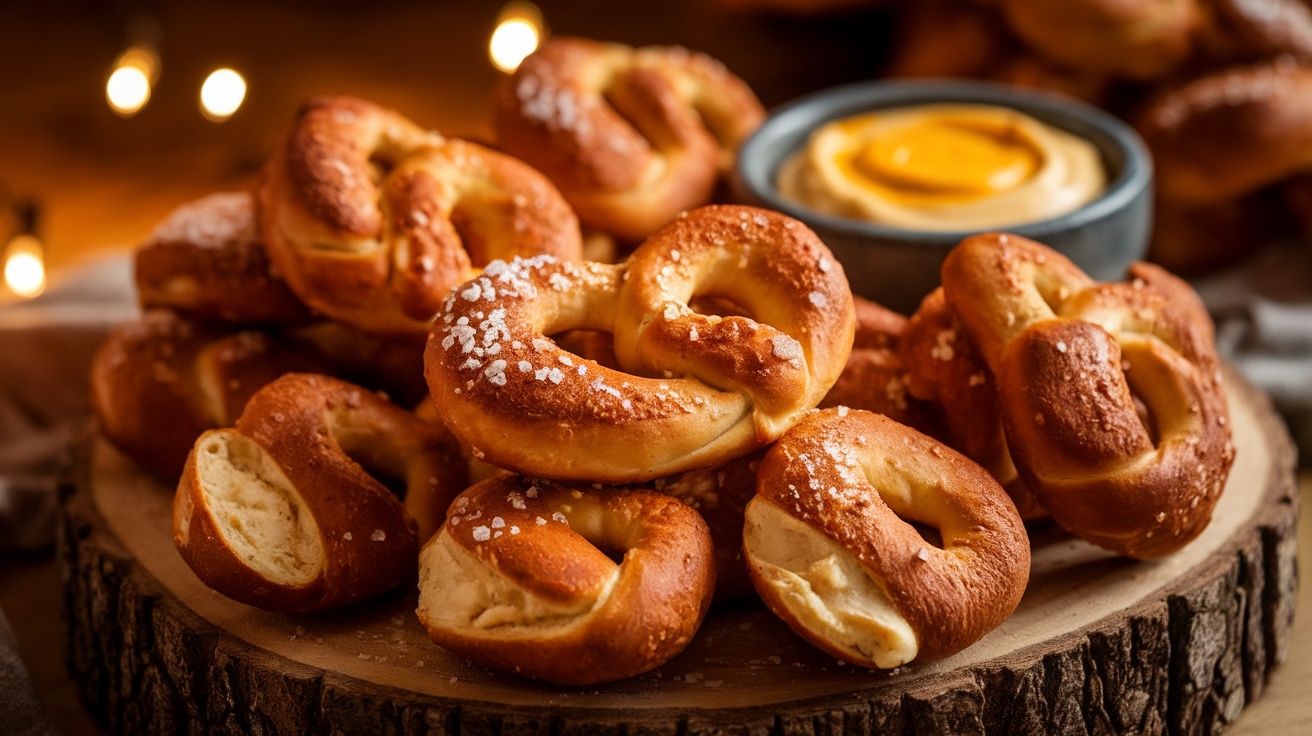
[53,368,1298,735]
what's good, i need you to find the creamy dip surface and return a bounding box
[776,103,1106,231]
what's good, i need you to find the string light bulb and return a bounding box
[106,44,160,116]
[200,68,247,122]
[3,203,45,300]
[489,1,544,73]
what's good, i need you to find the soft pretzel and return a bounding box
[423,205,855,482]
[174,373,468,613]
[901,288,1046,520]
[135,192,314,325]
[744,408,1030,669]
[90,310,331,478]
[819,295,944,438]
[996,0,1200,80]
[416,474,715,684]
[259,95,583,334]
[494,37,765,242]
[940,232,1234,559]
[1138,58,1312,207]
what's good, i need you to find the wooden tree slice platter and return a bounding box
[59,368,1299,735]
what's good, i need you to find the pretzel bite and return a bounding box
[494,37,765,242]
[819,295,943,437]
[174,373,468,613]
[941,233,1234,559]
[745,408,1030,669]
[423,205,855,482]
[901,288,1045,520]
[259,95,582,334]
[135,192,314,325]
[90,310,331,478]
[417,474,715,684]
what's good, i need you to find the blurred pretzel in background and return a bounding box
[874,0,1312,271]
[494,37,766,244]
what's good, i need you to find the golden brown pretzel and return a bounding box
[494,37,765,242]
[997,0,1201,80]
[90,310,331,478]
[901,288,1046,520]
[1138,58,1312,206]
[135,192,314,325]
[744,408,1030,668]
[259,96,583,333]
[174,373,468,613]
[423,205,855,482]
[941,233,1234,558]
[416,474,715,684]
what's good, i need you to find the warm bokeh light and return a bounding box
[4,234,46,298]
[106,46,159,116]
[489,2,543,73]
[200,68,247,121]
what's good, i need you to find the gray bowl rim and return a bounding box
[736,79,1153,249]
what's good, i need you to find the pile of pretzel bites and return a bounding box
[90,35,1233,685]
[882,0,1312,272]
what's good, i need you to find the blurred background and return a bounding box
[2,1,1311,734]
[0,0,895,289]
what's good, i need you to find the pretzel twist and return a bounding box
[259,96,582,334]
[745,408,1030,668]
[941,233,1234,559]
[494,37,765,242]
[417,474,715,684]
[174,373,468,613]
[1138,58,1312,206]
[423,205,854,482]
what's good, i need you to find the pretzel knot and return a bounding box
[495,37,765,242]
[259,96,582,334]
[423,205,855,483]
[941,233,1234,559]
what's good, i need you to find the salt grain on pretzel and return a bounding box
[422,205,855,482]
